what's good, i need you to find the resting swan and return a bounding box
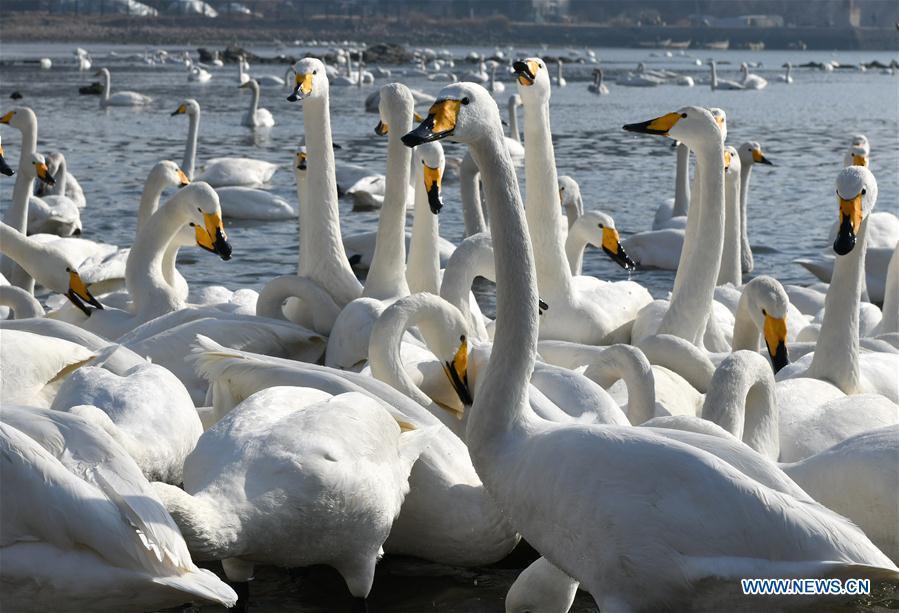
[238,78,275,128]
[512,58,651,344]
[401,84,897,611]
[708,59,744,90]
[0,405,237,612]
[94,68,152,107]
[740,62,769,89]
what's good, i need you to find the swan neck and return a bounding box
[248,83,260,117]
[126,199,188,316]
[717,168,742,286]
[407,168,440,295]
[731,296,761,352]
[363,117,413,301]
[673,143,691,217]
[507,99,521,145]
[0,284,45,318]
[878,246,899,333]
[137,171,167,234]
[585,346,656,426]
[808,219,867,393]
[564,227,588,276]
[739,163,753,270]
[522,96,572,296]
[659,141,725,346]
[6,117,38,234]
[184,110,199,179]
[460,153,487,236]
[256,275,339,334]
[101,71,111,102]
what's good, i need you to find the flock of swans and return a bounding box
[1,49,898,613]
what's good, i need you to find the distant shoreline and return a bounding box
[2,13,898,51]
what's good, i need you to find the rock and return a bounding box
[197,47,215,62]
[364,43,412,65]
[78,82,102,95]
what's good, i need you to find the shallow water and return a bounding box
[2,44,899,612]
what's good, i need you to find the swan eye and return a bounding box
[762,308,767,316]
[189,222,196,227]
[681,113,687,118]
[861,188,867,195]
[313,70,317,75]
[65,267,71,272]
[598,223,604,228]
[461,97,470,105]
[460,334,466,342]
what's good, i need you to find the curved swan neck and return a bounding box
[256,275,340,334]
[583,345,656,426]
[701,353,779,460]
[659,140,726,346]
[522,94,572,296]
[564,225,589,276]
[717,164,742,286]
[440,233,494,341]
[731,293,761,352]
[466,123,537,450]
[183,109,199,179]
[0,223,53,288]
[363,109,413,301]
[0,284,45,318]
[808,218,867,393]
[299,95,362,306]
[460,153,487,236]
[407,167,440,295]
[673,143,691,218]
[137,168,170,234]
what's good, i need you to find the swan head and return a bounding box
[173,183,232,260]
[295,147,307,172]
[833,166,877,256]
[402,83,500,147]
[170,99,200,117]
[558,175,583,220]
[63,265,105,316]
[850,134,869,154]
[0,137,13,177]
[623,106,721,151]
[30,153,55,187]
[0,107,37,132]
[238,78,260,93]
[738,141,773,166]
[708,107,727,140]
[150,160,190,190]
[743,276,790,373]
[413,141,445,214]
[846,145,868,167]
[576,210,638,271]
[512,57,550,101]
[287,57,327,102]
[376,83,416,136]
[724,145,741,176]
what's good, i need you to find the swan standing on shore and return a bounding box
[94,68,152,107]
[402,84,897,612]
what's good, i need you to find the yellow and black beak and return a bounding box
[296,151,307,171]
[512,60,540,86]
[443,337,472,409]
[194,212,232,260]
[176,168,190,187]
[851,154,868,167]
[834,192,863,256]
[763,313,789,373]
[36,161,56,186]
[538,297,549,315]
[67,269,103,316]
[601,226,638,271]
[423,164,443,214]
[623,111,682,137]
[287,72,314,102]
[724,150,732,171]
[0,145,13,177]
[0,111,14,125]
[374,120,389,136]
[170,103,187,116]
[402,99,463,147]
[752,149,774,166]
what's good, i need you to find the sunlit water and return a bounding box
[1,44,898,611]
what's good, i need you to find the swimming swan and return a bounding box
[238,78,275,128]
[94,68,152,107]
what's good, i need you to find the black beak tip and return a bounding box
[214,231,233,261]
[771,342,789,374]
[538,298,549,311]
[170,110,179,116]
[401,132,427,148]
[429,201,443,215]
[286,93,298,102]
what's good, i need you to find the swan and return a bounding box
[188,336,519,566]
[74,48,92,71]
[236,57,249,84]
[0,134,12,176]
[650,141,691,231]
[1,107,40,290]
[708,59,744,90]
[27,153,82,237]
[558,175,583,230]
[844,143,869,167]
[94,68,152,107]
[736,141,773,273]
[187,64,211,83]
[0,406,237,612]
[238,78,275,128]
[871,242,899,337]
[740,62,769,89]
[152,386,429,609]
[617,63,664,87]
[49,352,202,484]
[512,58,651,344]
[325,83,416,369]
[778,166,899,402]
[717,146,743,286]
[406,140,445,294]
[552,59,566,87]
[777,62,795,83]
[503,94,526,164]
[171,99,278,187]
[52,183,232,340]
[34,151,86,208]
[286,58,363,311]
[565,209,638,275]
[459,151,488,236]
[0,284,44,318]
[587,68,609,95]
[401,83,898,611]
[0,222,103,317]
[486,60,505,93]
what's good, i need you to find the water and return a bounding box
[2,45,898,612]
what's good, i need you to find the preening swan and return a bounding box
[238,78,275,128]
[0,406,237,612]
[94,68,152,107]
[402,84,897,611]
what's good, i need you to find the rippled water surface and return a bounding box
[2,43,898,612]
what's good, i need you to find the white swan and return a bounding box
[486,60,505,93]
[171,98,278,187]
[406,140,445,294]
[152,386,429,607]
[94,68,152,107]
[709,59,744,90]
[238,78,275,128]
[0,284,44,318]
[740,62,769,89]
[650,141,691,231]
[512,58,651,344]
[564,209,638,275]
[34,151,86,208]
[1,107,41,290]
[778,166,899,402]
[736,141,773,272]
[506,556,578,613]
[777,62,794,83]
[0,329,95,407]
[188,336,519,566]
[459,151,489,236]
[28,153,82,237]
[401,83,898,611]
[504,93,525,164]
[0,134,12,177]
[553,59,566,87]
[0,406,237,612]
[0,222,104,317]
[588,68,609,95]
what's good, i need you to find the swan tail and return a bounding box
[152,568,238,607]
[151,482,240,562]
